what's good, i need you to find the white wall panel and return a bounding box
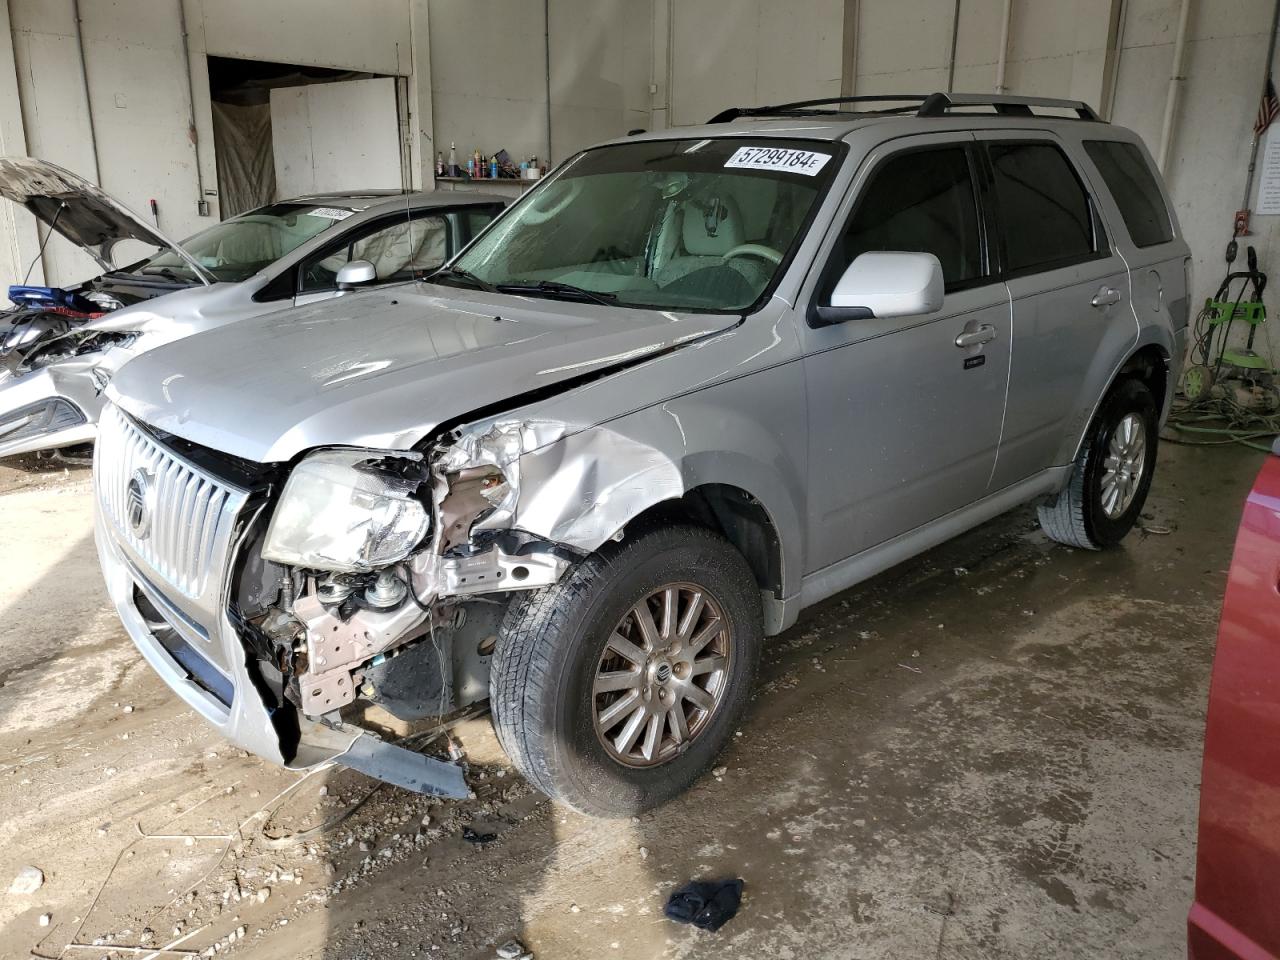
[10,3,103,284]
[669,0,842,128]
[201,0,410,74]
[270,78,402,197]
[1111,0,1276,299]
[0,0,36,289]
[549,0,651,157]
[427,0,654,166]
[427,0,549,165]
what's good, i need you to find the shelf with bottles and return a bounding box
[435,143,545,186]
[433,176,532,193]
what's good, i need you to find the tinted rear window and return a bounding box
[1084,140,1174,248]
[989,142,1099,275]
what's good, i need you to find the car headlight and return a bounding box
[262,449,430,573]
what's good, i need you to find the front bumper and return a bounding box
[95,492,294,764]
[0,364,101,457]
[92,407,469,796]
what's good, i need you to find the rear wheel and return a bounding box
[1038,378,1158,549]
[489,525,762,817]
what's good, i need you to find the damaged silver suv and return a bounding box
[93,93,1189,816]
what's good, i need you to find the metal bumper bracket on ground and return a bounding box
[335,733,472,799]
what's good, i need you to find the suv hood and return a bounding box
[0,157,212,283]
[108,284,738,463]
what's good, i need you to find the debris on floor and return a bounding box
[496,937,532,959]
[663,878,744,932]
[9,865,44,894]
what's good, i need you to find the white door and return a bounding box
[270,77,402,198]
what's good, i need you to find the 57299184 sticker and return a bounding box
[724,146,832,176]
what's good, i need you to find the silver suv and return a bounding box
[93,93,1188,816]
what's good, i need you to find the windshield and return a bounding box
[129,202,359,283]
[446,137,840,312]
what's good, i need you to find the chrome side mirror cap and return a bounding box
[336,259,377,290]
[812,251,945,326]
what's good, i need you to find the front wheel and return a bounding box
[1038,378,1158,549]
[489,525,763,817]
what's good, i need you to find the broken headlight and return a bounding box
[262,449,430,573]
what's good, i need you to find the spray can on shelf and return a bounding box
[448,142,458,177]
[490,155,498,179]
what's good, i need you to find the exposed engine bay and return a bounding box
[227,420,591,749]
[1,282,150,374]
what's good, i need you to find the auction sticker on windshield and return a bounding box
[724,147,831,176]
[310,207,356,220]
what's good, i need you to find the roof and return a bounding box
[603,92,1114,147]
[287,190,508,211]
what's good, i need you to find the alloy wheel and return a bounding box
[1100,412,1147,519]
[591,582,732,767]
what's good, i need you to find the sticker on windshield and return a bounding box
[309,207,355,220]
[724,146,831,176]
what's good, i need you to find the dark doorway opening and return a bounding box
[207,57,384,218]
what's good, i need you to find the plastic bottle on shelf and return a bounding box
[435,152,444,177]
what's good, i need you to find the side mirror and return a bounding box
[336,259,377,290]
[811,251,944,326]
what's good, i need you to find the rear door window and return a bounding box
[988,142,1103,275]
[1083,140,1174,248]
[834,145,987,291]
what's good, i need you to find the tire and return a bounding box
[489,524,763,817]
[1038,378,1158,549]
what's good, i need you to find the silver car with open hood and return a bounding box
[0,157,504,458]
[93,94,1189,816]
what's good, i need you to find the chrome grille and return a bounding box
[95,404,246,601]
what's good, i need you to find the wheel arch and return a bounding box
[620,481,785,605]
[507,395,807,632]
[1065,333,1172,465]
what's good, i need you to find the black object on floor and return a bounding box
[462,825,497,843]
[663,878,744,932]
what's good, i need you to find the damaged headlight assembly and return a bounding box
[262,448,431,573]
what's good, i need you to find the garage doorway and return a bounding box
[207,57,408,218]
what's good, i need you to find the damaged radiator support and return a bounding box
[284,424,578,720]
[280,408,682,725]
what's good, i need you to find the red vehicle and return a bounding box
[1190,440,1280,959]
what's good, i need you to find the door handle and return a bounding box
[1091,286,1121,308]
[954,324,997,348]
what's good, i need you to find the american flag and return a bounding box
[1256,76,1280,135]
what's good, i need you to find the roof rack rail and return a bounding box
[707,95,930,123]
[706,92,1102,124]
[917,92,1100,120]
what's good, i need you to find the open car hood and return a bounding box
[0,157,212,284]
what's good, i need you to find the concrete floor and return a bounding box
[0,439,1263,960]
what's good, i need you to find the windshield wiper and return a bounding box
[494,280,617,306]
[105,268,186,284]
[428,265,497,292]
[139,266,187,282]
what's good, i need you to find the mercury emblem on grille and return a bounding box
[126,467,155,539]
